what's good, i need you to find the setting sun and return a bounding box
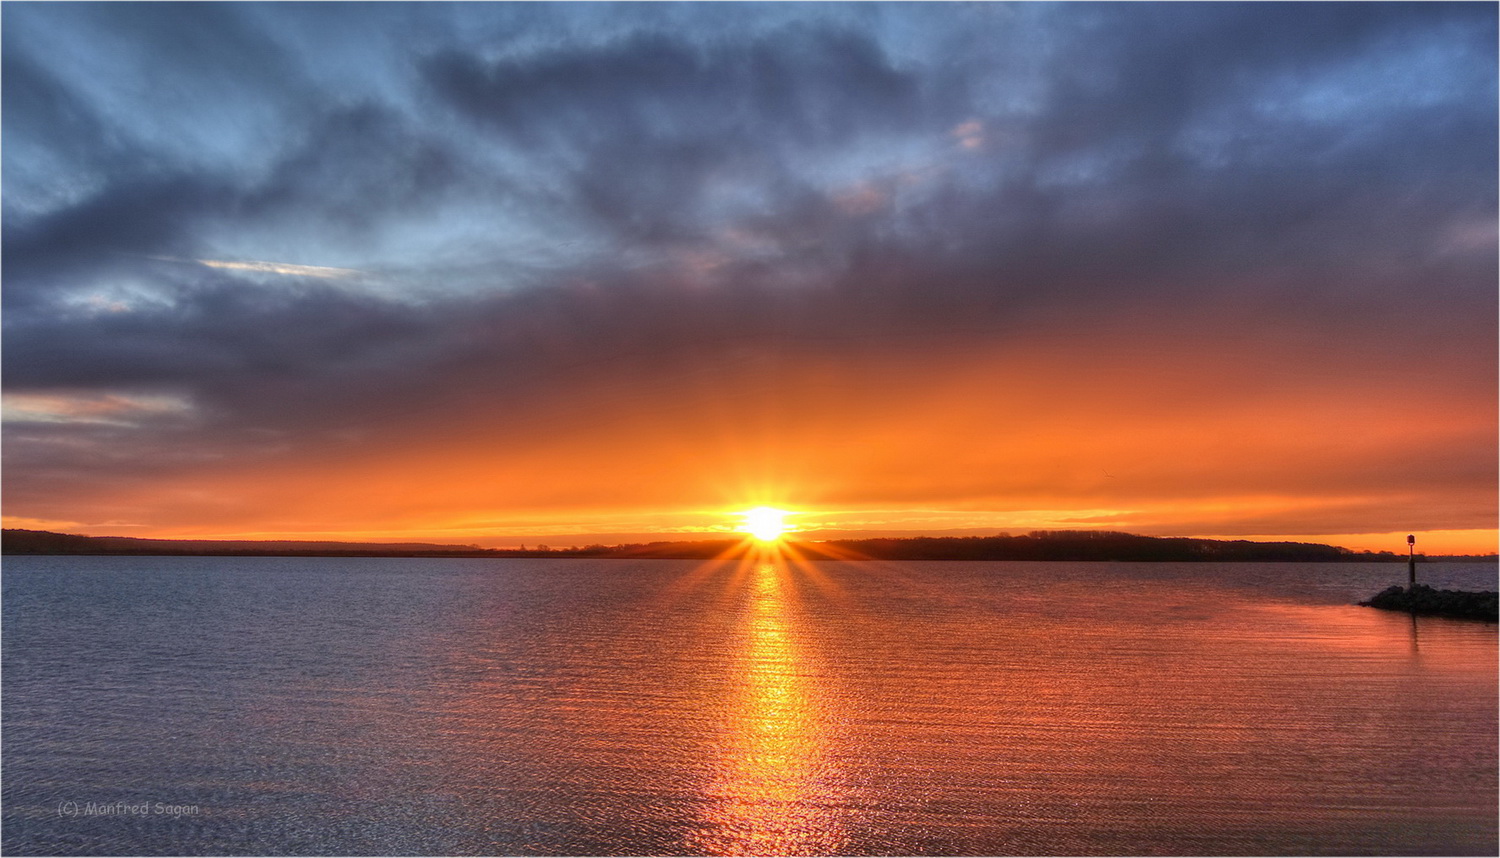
[741,507,792,542]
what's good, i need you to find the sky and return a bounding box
[3,2,1496,553]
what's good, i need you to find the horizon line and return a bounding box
[5,526,1496,560]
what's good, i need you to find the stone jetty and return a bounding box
[1360,584,1498,622]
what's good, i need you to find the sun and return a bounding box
[741,506,792,542]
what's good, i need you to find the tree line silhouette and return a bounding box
[5,528,1492,562]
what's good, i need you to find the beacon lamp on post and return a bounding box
[1407,534,1416,591]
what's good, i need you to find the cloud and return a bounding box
[181,257,362,280]
[418,23,977,261]
[423,26,931,149]
[1,392,192,426]
[950,119,983,150]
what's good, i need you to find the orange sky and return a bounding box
[7,305,1495,555]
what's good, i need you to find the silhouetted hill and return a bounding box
[4,528,1492,562]
[798,530,1384,562]
[0,529,495,557]
[560,531,1494,562]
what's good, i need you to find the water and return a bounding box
[3,555,1495,855]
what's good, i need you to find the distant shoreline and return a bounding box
[5,529,1495,563]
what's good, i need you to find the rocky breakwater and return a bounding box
[1360,584,1498,622]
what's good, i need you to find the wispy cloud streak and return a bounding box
[141,255,362,280]
[194,258,361,280]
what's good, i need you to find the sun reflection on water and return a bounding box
[690,561,847,856]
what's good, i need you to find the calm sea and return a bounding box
[3,555,1495,856]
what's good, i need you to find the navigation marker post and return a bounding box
[1407,534,1416,590]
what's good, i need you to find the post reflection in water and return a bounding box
[690,553,848,856]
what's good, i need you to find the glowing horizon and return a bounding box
[4,510,1495,557]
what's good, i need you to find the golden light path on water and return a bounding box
[689,546,849,856]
